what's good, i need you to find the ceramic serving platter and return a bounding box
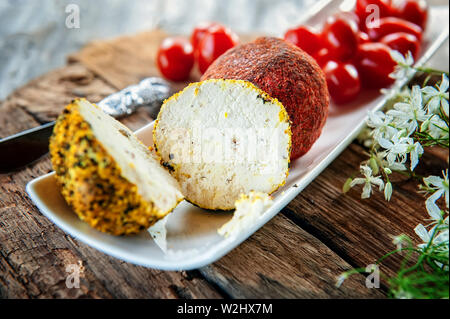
[26,0,449,270]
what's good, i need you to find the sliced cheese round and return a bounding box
[50,99,184,235]
[153,79,291,210]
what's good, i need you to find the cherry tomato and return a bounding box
[358,32,371,44]
[157,37,194,81]
[284,25,324,56]
[380,32,420,59]
[355,0,392,30]
[324,61,361,104]
[332,11,362,29]
[355,42,396,89]
[314,48,333,68]
[366,17,423,41]
[393,0,428,30]
[190,22,222,52]
[322,13,360,61]
[197,25,239,74]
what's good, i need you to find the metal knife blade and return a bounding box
[0,77,171,174]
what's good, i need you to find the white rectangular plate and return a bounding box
[27,1,449,270]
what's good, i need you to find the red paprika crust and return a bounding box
[201,37,329,159]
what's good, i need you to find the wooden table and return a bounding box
[0,30,448,299]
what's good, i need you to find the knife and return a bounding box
[0,77,171,174]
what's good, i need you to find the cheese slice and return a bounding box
[153,79,291,210]
[50,99,184,235]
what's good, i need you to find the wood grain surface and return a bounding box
[0,29,447,299]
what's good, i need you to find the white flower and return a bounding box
[415,224,431,243]
[393,236,402,250]
[434,228,449,245]
[427,115,449,140]
[377,134,411,169]
[415,222,449,253]
[367,111,397,140]
[378,129,423,172]
[393,234,409,250]
[422,74,449,116]
[415,223,432,250]
[384,181,393,201]
[406,140,424,171]
[387,86,428,134]
[350,165,385,199]
[357,127,374,148]
[423,171,449,220]
[389,51,415,81]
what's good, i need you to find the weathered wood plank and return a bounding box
[69,30,190,94]
[1,63,116,124]
[200,213,384,298]
[0,103,43,139]
[1,61,159,131]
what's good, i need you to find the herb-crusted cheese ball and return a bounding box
[153,79,291,210]
[50,99,184,235]
[202,37,329,160]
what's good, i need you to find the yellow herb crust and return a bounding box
[50,100,162,235]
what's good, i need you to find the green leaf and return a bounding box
[343,178,353,193]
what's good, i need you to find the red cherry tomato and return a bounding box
[344,11,361,24]
[358,32,371,44]
[366,17,423,41]
[393,0,428,30]
[355,42,396,89]
[322,13,360,61]
[324,61,361,104]
[355,0,392,30]
[197,25,239,74]
[190,22,222,52]
[284,25,324,56]
[380,32,420,59]
[314,48,333,68]
[157,37,194,81]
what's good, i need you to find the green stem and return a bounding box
[414,66,450,77]
[398,218,445,278]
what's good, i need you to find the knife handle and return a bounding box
[0,121,55,174]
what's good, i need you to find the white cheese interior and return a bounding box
[154,80,290,210]
[78,99,184,215]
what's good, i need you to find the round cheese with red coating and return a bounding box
[202,37,329,160]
